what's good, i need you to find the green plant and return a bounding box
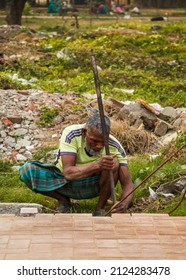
[72,105,84,112]
[0,73,28,90]
[23,2,31,16]
[37,106,59,127]
[33,146,58,161]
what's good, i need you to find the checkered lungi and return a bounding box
[19,161,100,199]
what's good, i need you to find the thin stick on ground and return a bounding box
[106,143,186,216]
[168,187,186,215]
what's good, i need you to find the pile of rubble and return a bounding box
[108,97,186,137]
[0,25,24,41]
[0,89,185,163]
[0,89,85,162]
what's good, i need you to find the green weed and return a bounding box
[37,106,59,127]
[33,146,58,161]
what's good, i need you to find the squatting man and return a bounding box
[19,113,134,215]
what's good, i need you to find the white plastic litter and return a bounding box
[149,187,157,200]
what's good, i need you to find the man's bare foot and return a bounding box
[56,202,71,213]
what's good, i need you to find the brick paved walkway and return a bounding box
[0,213,185,260]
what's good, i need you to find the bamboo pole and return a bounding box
[91,54,117,204]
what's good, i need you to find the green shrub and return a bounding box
[37,106,59,127]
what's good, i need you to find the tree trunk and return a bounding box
[6,0,27,25]
[0,0,7,9]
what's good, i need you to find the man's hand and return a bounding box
[111,201,128,213]
[99,155,117,170]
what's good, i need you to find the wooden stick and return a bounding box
[91,54,117,204]
[168,187,186,215]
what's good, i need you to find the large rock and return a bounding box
[172,112,186,132]
[118,102,157,130]
[0,203,43,214]
[158,106,178,121]
[159,131,178,146]
[154,119,172,137]
[157,176,186,194]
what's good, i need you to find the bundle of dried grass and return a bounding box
[111,119,157,154]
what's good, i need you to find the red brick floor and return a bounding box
[0,213,186,260]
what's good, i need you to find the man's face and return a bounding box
[84,126,104,156]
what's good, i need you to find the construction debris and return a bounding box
[0,90,185,162]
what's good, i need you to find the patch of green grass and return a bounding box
[0,73,28,90]
[37,106,59,127]
[33,146,58,161]
[0,161,13,172]
[0,174,56,209]
[3,19,185,107]
[163,198,186,216]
